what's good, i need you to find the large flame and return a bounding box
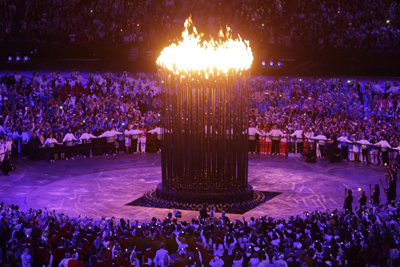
[157,17,253,74]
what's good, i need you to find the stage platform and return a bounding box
[0,154,387,222]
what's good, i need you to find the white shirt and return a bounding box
[273,258,288,267]
[376,140,391,148]
[43,138,59,147]
[209,256,224,267]
[213,243,224,257]
[371,84,383,94]
[291,129,303,139]
[337,136,350,144]
[357,139,371,148]
[387,86,399,95]
[21,131,30,144]
[14,74,22,83]
[79,133,97,140]
[268,129,283,139]
[62,133,77,143]
[125,129,143,139]
[21,252,32,267]
[155,248,168,266]
[247,127,262,136]
[313,134,327,142]
[5,140,12,152]
[148,127,163,135]
[98,130,123,138]
[93,74,102,84]
[233,258,243,267]
[58,257,73,267]
[249,257,260,267]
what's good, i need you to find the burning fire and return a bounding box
[157,17,253,74]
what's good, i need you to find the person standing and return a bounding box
[0,138,5,163]
[248,123,262,154]
[0,155,12,175]
[388,224,399,261]
[148,124,163,153]
[98,127,123,155]
[280,129,289,156]
[372,184,380,206]
[350,134,360,162]
[199,204,209,220]
[358,134,371,164]
[79,129,97,158]
[313,133,328,158]
[370,134,380,165]
[259,127,267,154]
[155,244,169,267]
[305,142,317,163]
[291,125,304,154]
[343,189,353,214]
[386,165,398,203]
[124,125,133,154]
[268,125,283,155]
[139,133,147,153]
[376,136,391,166]
[131,126,144,154]
[358,189,367,207]
[265,129,272,155]
[28,132,41,160]
[21,248,32,267]
[62,128,77,160]
[338,132,350,161]
[42,133,59,162]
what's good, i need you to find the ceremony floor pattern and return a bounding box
[0,154,388,222]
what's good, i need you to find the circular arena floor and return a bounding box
[0,154,387,222]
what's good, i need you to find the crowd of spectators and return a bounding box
[2,196,400,266]
[20,0,151,44]
[0,69,164,166]
[2,0,400,51]
[0,0,17,43]
[248,75,400,165]
[0,70,400,169]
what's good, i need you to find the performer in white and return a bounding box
[357,134,371,164]
[247,123,262,154]
[267,125,283,155]
[98,127,122,155]
[124,125,144,153]
[62,129,77,160]
[312,134,328,158]
[0,139,6,163]
[149,125,163,153]
[139,133,147,153]
[375,137,391,166]
[290,126,304,154]
[79,129,97,158]
[43,133,60,162]
[337,132,350,161]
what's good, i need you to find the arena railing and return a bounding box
[2,134,398,166]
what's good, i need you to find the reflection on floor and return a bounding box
[0,153,386,222]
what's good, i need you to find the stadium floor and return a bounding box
[0,154,387,222]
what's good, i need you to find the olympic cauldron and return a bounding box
[143,18,264,212]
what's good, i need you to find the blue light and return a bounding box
[8,56,12,61]
[16,56,21,61]
[24,56,29,61]
[261,61,266,66]
[277,62,282,67]
[269,60,274,66]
